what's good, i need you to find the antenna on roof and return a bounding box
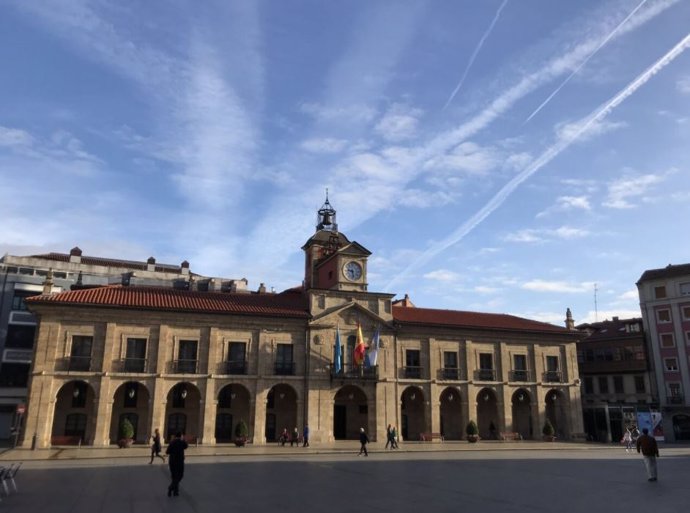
[594,283,598,322]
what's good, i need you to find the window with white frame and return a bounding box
[664,357,678,371]
[660,333,675,348]
[682,306,690,320]
[680,282,690,296]
[654,285,667,299]
[657,309,671,323]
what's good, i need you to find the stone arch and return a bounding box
[265,383,297,443]
[109,381,151,444]
[333,385,368,440]
[164,382,201,442]
[476,388,499,439]
[51,380,97,445]
[401,386,427,441]
[439,387,463,440]
[215,383,251,443]
[511,388,532,439]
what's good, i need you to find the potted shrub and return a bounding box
[234,419,249,447]
[542,419,556,441]
[118,417,135,448]
[466,420,479,443]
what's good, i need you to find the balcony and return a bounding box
[402,366,424,379]
[172,359,199,374]
[543,371,562,383]
[68,356,91,372]
[274,361,295,376]
[122,358,147,373]
[224,360,247,375]
[475,369,496,381]
[438,367,463,380]
[509,370,532,382]
[331,363,378,380]
[667,395,684,405]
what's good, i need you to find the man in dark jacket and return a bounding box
[166,432,189,496]
[636,428,659,481]
[358,427,369,456]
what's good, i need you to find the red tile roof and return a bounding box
[26,285,308,318]
[393,306,570,333]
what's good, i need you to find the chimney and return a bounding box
[147,256,156,272]
[180,260,190,275]
[42,268,55,295]
[69,246,82,264]
[258,283,267,293]
[612,316,619,322]
[565,308,575,330]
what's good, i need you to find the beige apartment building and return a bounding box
[21,199,584,448]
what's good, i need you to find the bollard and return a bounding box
[31,433,37,450]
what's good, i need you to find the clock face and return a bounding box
[343,261,362,281]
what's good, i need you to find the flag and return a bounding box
[365,326,380,367]
[334,325,342,374]
[353,323,366,366]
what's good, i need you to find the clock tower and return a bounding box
[302,194,371,292]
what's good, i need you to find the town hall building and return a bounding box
[21,198,584,447]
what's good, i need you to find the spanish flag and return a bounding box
[353,323,366,366]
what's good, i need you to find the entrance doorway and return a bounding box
[334,405,346,439]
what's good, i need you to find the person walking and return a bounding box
[358,427,369,456]
[302,424,310,447]
[622,428,633,452]
[385,424,393,449]
[391,426,399,449]
[166,432,189,497]
[291,427,300,447]
[636,428,659,481]
[149,428,165,464]
[279,428,289,446]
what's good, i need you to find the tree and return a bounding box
[119,417,134,440]
[234,419,249,439]
[542,418,555,437]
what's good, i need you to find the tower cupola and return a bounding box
[316,189,337,232]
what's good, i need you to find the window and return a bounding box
[11,292,33,311]
[177,340,198,373]
[634,375,646,393]
[442,351,458,379]
[613,376,624,394]
[479,353,493,369]
[664,358,678,371]
[657,309,671,323]
[546,356,559,371]
[125,338,147,372]
[0,363,30,387]
[227,342,247,374]
[660,333,675,348]
[683,306,690,320]
[598,376,609,394]
[5,325,35,349]
[583,377,594,394]
[686,331,690,345]
[668,383,682,397]
[70,336,92,371]
[654,286,667,299]
[513,354,527,370]
[275,344,294,375]
[680,282,690,296]
[405,349,421,378]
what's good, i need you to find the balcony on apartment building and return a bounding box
[66,356,92,372]
[474,369,496,381]
[274,361,296,376]
[401,366,425,380]
[543,370,563,383]
[171,359,199,374]
[222,360,247,375]
[509,369,533,382]
[437,367,464,381]
[667,395,685,405]
[331,363,379,380]
[112,358,148,373]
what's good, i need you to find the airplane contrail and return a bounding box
[443,0,509,110]
[524,0,648,124]
[386,32,690,292]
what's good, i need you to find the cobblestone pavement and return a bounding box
[0,443,688,512]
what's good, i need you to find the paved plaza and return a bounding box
[0,443,688,513]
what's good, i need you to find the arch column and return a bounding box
[150,378,167,440]
[200,381,216,445]
[253,391,266,445]
[92,377,112,446]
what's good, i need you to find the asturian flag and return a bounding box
[353,323,366,367]
[365,327,380,368]
[334,325,342,374]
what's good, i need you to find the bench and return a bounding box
[499,432,522,441]
[419,432,444,442]
[50,435,82,446]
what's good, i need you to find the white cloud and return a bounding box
[555,118,627,143]
[577,309,642,324]
[503,152,532,171]
[504,225,589,243]
[537,195,591,218]
[521,279,596,293]
[618,289,639,301]
[603,172,665,209]
[424,269,461,282]
[299,102,377,123]
[374,103,423,142]
[300,137,348,154]
[677,76,690,93]
[0,126,33,147]
[424,141,499,175]
[398,189,456,208]
[504,229,544,243]
[474,285,499,294]
[553,226,590,239]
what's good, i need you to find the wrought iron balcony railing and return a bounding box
[667,395,684,405]
[274,361,295,376]
[224,360,247,375]
[403,366,423,379]
[543,371,562,383]
[172,359,199,374]
[123,358,147,373]
[509,369,532,382]
[68,356,91,372]
[331,363,378,380]
[475,369,496,381]
[438,367,462,380]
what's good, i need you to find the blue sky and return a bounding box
[1,0,689,326]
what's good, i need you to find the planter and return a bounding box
[467,435,479,443]
[117,438,134,448]
[234,437,247,447]
[542,435,556,442]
